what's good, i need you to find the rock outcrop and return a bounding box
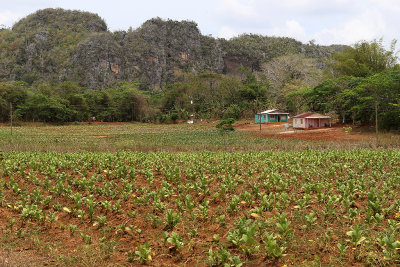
[0,8,347,90]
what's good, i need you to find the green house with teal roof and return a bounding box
[255,109,289,123]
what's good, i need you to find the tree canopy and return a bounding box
[332,39,399,77]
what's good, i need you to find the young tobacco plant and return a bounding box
[305,212,317,227]
[337,243,348,258]
[69,224,77,236]
[129,243,152,263]
[207,246,243,267]
[346,225,366,247]
[229,195,240,212]
[227,217,260,256]
[264,232,286,259]
[275,213,293,237]
[167,232,184,251]
[376,234,400,261]
[165,209,181,229]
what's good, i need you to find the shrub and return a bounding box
[216,118,236,132]
[223,104,242,120]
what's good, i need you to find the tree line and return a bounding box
[0,71,269,123]
[0,81,152,123]
[287,39,400,130]
[1,38,399,130]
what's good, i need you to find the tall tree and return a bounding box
[0,81,28,122]
[333,39,399,77]
[285,87,312,114]
[262,54,324,105]
[354,70,400,130]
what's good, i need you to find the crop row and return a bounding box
[0,150,399,265]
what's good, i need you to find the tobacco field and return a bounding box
[0,150,399,266]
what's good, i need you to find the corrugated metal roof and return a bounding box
[259,109,289,114]
[293,112,314,118]
[305,113,331,119]
[294,112,330,119]
[260,109,277,114]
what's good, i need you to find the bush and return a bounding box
[159,114,170,123]
[223,104,242,120]
[216,118,236,132]
[170,112,179,123]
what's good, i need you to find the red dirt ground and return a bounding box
[0,248,52,267]
[235,122,373,142]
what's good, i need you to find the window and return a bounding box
[300,119,303,124]
[270,115,275,120]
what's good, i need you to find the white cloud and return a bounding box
[281,0,314,8]
[281,0,350,8]
[276,0,355,15]
[218,26,238,39]
[215,0,258,20]
[368,0,400,11]
[0,10,22,28]
[269,20,307,41]
[313,10,387,45]
[1,0,399,46]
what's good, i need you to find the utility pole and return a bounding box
[256,99,261,131]
[375,101,378,146]
[10,102,13,136]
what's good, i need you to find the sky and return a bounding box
[1,0,399,46]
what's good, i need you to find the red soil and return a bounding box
[235,122,373,142]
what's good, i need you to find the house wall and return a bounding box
[293,118,306,128]
[305,118,315,128]
[320,118,330,127]
[268,114,275,122]
[267,114,288,122]
[255,114,266,123]
[255,113,289,123]
[305,118,330,128]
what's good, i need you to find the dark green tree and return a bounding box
[0,81,28,122]
[353,70,400,130]
[307,76,363,123]
[16,94,72,123]
[333,39,398,77]
[216,118,235,132]
[285,87,312,114]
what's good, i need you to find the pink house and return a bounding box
[293,112,331,129]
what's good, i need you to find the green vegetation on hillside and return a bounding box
[332,39,398,77]
[0,8,107,84]
[0,8,343,89]
[1,9,400,130]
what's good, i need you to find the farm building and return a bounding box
[293,112,331,129]
[255,109,289,123]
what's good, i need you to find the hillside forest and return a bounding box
[0,8,399,130]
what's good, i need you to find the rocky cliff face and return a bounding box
[67,17,226,90]
[0,8,347,90]
[72,32,124,89]
[125,18,225,91]
[6,8,108,84]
